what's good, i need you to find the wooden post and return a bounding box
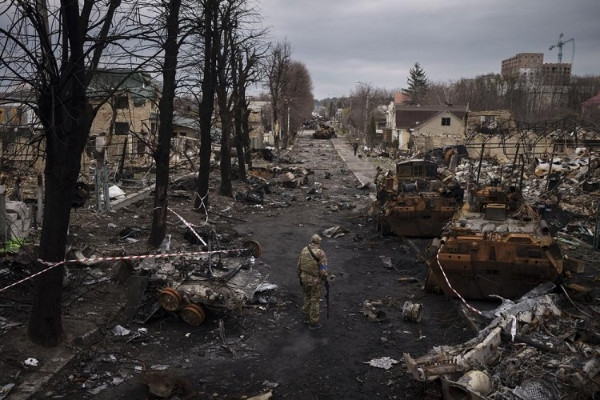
[594,201,600,251]
[0,184,7,241]
[36,174,43,226]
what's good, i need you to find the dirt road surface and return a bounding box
[1,130,474,399]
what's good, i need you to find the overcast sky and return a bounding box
[259,0,600,100]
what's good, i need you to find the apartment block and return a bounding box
[501,53,571,85]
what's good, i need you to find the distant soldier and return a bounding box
[297,234,328,329]
[353,141,359,156]
[374,166,384,185]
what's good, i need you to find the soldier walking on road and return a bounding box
[297,234,328,329]
[353,141,359,156]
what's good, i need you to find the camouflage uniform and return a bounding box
[374,167,384,186]
[297,235,328,325]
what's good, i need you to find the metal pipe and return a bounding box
[545,151,555,192]
[519,154,525,190]
[511,142,520,176]
[476,142,485,185]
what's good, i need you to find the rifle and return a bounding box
[324,279,330,319]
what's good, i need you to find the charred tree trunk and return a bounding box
[219,112,233,196]
[216,59,232,196]
[242,106,252,169]
[272,106,280,151]
[149,0,181,248]
[28,84,92,347]
[194,0,219,211]
[234,97,247,181]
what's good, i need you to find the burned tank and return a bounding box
[313,123,337,139]
[375,159,463,237]
[156,240,268,326]
[425,183,564,300]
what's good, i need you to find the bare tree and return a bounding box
[193,0,221,211]
[281,60,313,146]
[232,37,265,179]
[0,0,140,346]
[148,0,184,248]
[265,40,291,151]
[349,83,391,145]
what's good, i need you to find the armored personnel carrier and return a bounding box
[375,159,463,237]
[425,182,564,300]
[312,123,337,139]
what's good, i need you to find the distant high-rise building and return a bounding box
[501,53,571,85]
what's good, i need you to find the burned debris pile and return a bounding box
[400,144,600,399]
[404,283,600,399]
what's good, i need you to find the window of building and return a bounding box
[115,96,129,109]
[441,117,451,126]
[115,122,130,135]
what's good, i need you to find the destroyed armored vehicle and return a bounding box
[155,240,271,326]
[312,123,337,139]
[425,182,564,300]
[374,159,463,237]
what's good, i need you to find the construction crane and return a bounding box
[549,33,574,64]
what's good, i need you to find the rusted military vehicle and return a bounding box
[156,240,268,326]
[425,183,564,300]
[375,159,463,237]
[312,123,337,139]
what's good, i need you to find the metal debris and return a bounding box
[365,357,398,370]
[404,286,600,399]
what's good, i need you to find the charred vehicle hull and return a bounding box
[375,159,463,237]
[425,186,564,300]
[378,192,459,236]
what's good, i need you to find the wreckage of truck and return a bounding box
[374,159,463,237]
[425,182,564,300]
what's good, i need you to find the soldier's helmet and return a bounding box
[311,234,322,244]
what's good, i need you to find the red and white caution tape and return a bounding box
[0,247,248,294]
[1,208,221,294]
[168,207,207,246]
[0,260,63,294]
[435,246,484,316]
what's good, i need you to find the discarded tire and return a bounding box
[158,287,182,312]
[243,240,263,258]
[180,304,206,327]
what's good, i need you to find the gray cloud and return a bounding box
[259,0,600,99]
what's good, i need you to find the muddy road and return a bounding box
[4,131,475,399]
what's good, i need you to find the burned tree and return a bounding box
[265,40,291,151]
[0,0,136,346]
[148,0,184,248]
[193,0,221,211]
[281,61,314,147]
[192,0,265,204]
[214,0,265,195]
[233,42,264,179]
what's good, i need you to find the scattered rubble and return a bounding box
[365,357,399,370]
[403,284,600,399]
